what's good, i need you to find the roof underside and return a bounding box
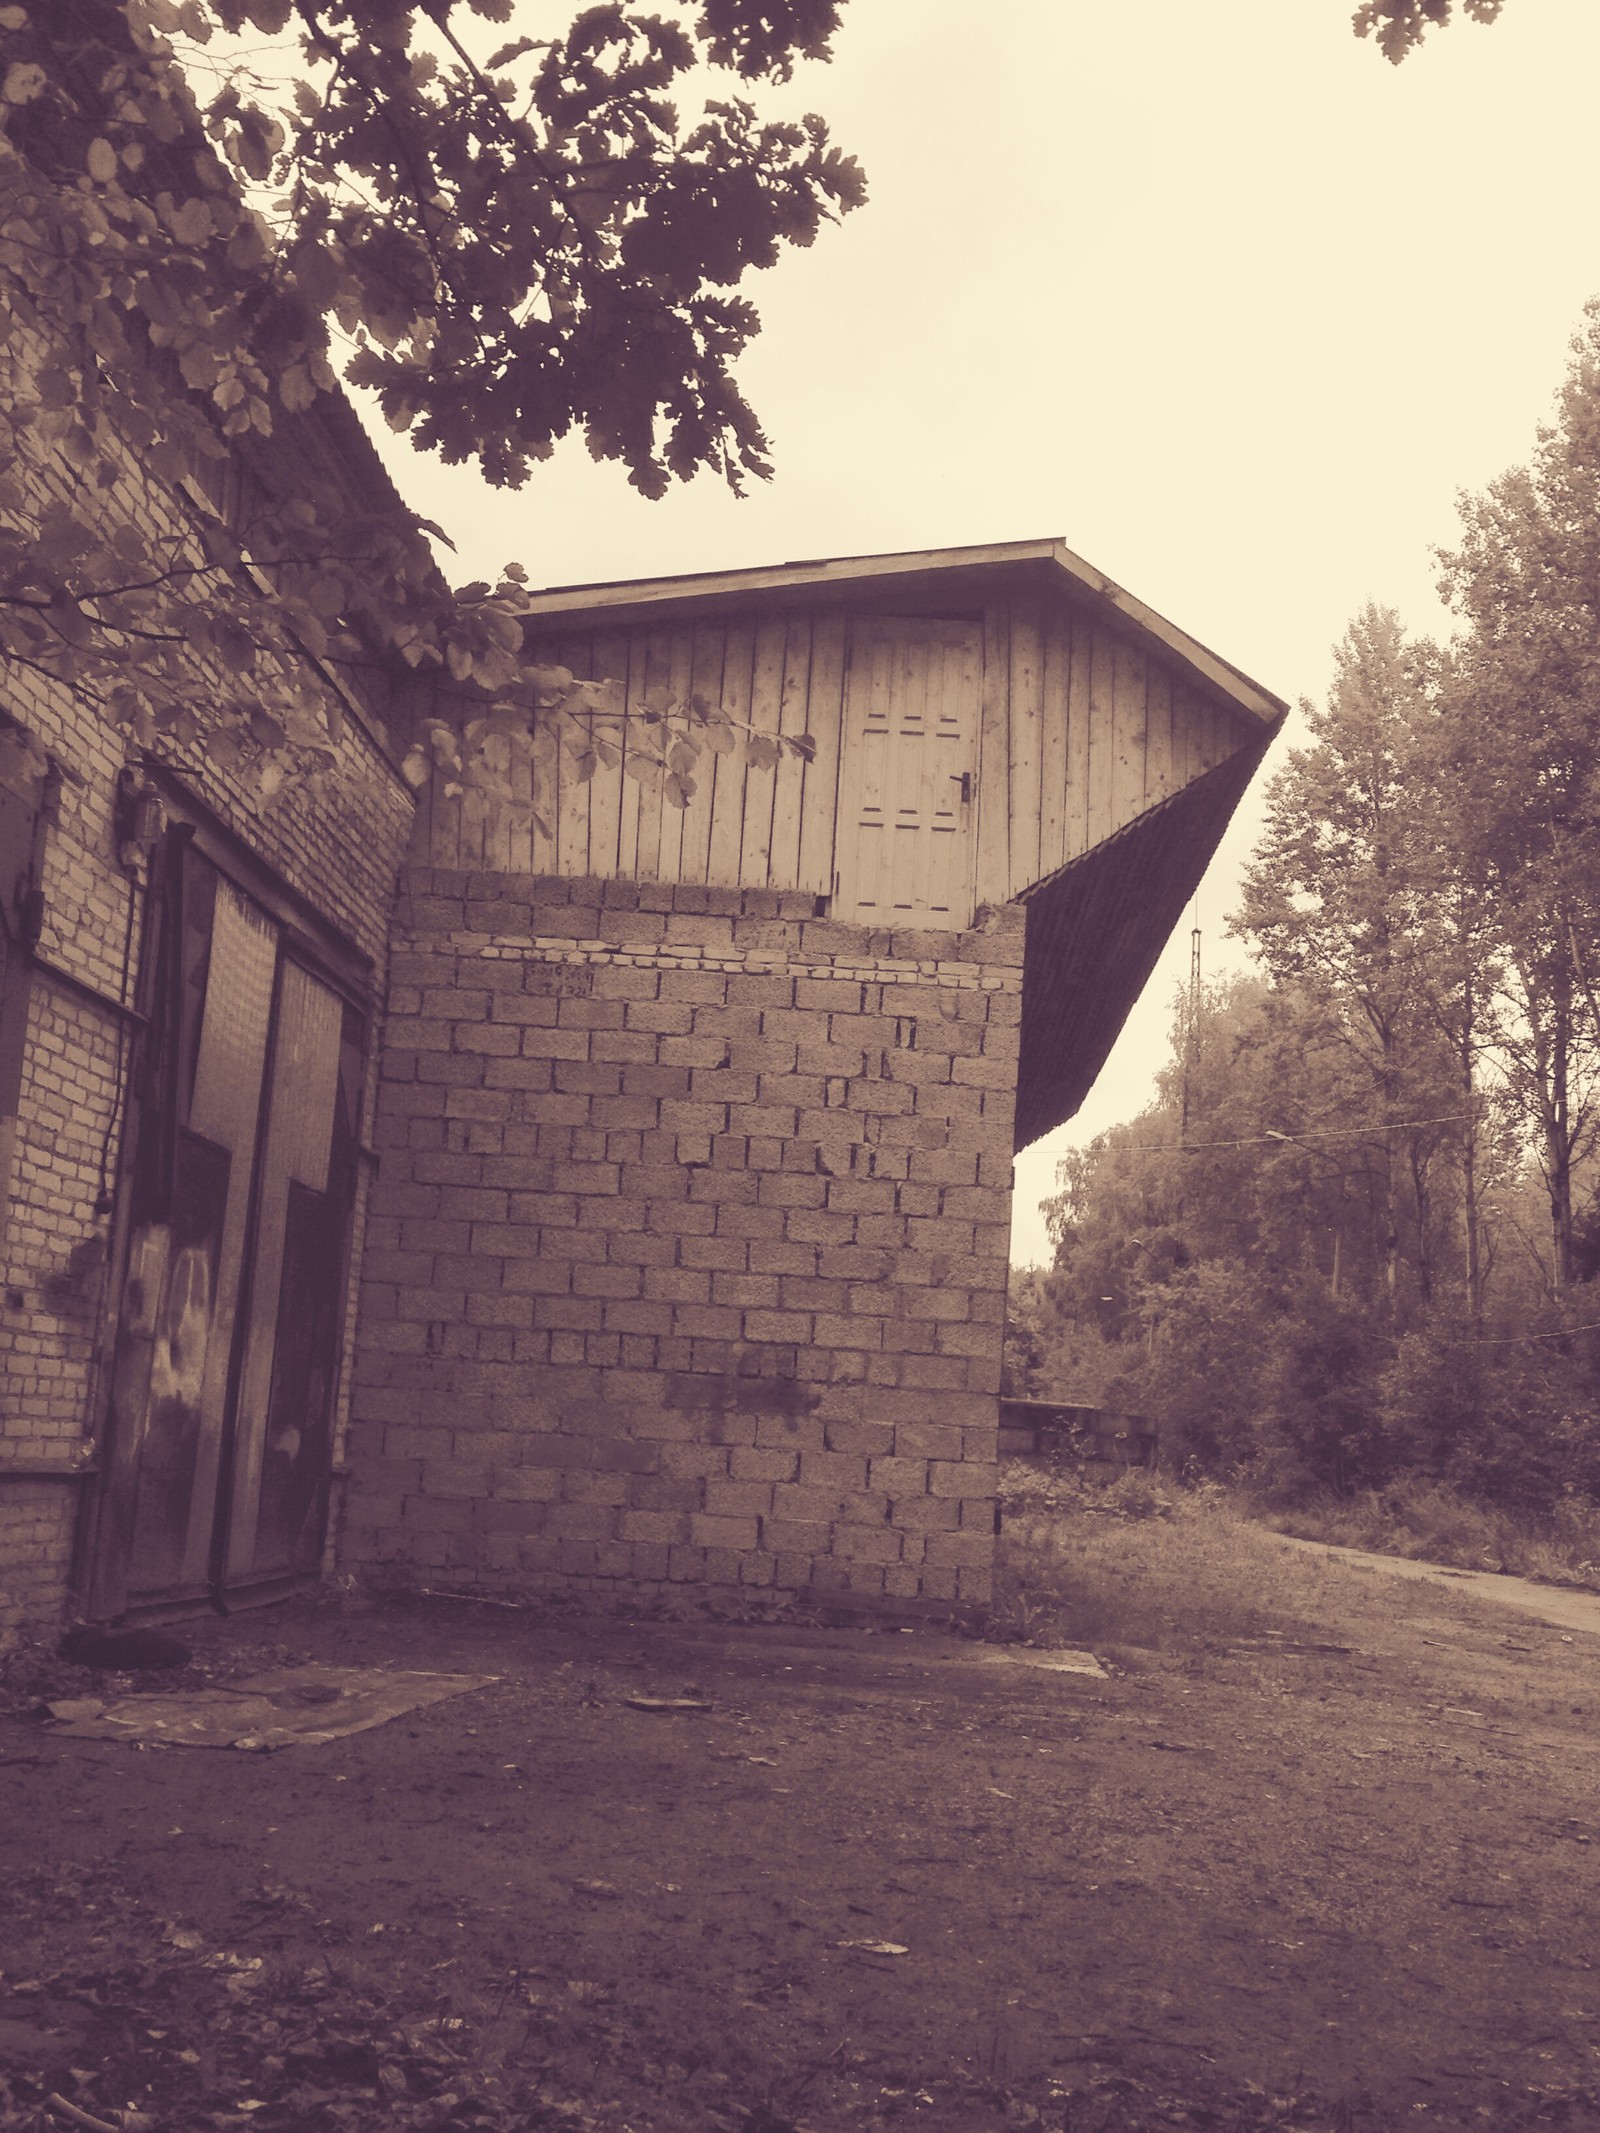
[1014,733,1275,1151]
[517,539,1286,730]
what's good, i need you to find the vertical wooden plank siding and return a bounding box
[612,633,644,879]
[768,617,814,889]
[458,768,486,874]
[547,633,587,877]
[705,621,756,886]
[1189,682,1208,786]
[583,628,629,877]
[677,623,728,885]
[522,714,550,876]
[738,617,789,888]
[631,631,676,882]
[1170,672,1195,787]
[1110,638,1149,832]
[1037,610,1071,882]
[1084,625,1118,850]
[412,595,1264,898]
[796,609,847,898]
[973,602,1011,908]
[1065,612,1094,863]
[1144,660,1174,807]
[653,627,696,886]
[1006,599,1043,900]
[1196,696,1218,779]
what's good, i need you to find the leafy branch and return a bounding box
[0,0,860,801]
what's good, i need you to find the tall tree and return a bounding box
[1437,301,1600,1290]
[1235,608,1465,1314]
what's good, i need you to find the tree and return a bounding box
[0,0,863,795]
[1353,0,1507,64]
[1235,609,1470,1315]
[1039,974,1409,1487]
[1437,301,1600,1290]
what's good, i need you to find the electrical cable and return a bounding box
[1126,1114,1471,1154]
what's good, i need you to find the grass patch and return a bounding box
[992,1465,1366,1659]
[1252,1479,1600,1591]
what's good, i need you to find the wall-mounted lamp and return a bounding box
[114,766,166,869]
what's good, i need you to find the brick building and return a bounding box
[343,543,1284,1613]
[0,388,418,1642]
[0,512,1282,1644]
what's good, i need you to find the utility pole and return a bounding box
[1179,918,1201,1148]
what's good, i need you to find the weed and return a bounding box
[991,1472,1351,1655]
[1255,1478,1600,1591]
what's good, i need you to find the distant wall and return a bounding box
[997,1400,1158,1479]
[344,868,1024,1607]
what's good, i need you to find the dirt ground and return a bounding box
[7,1542,1600,2132]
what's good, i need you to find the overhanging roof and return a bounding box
[1013,732,1276,1151]
[517,536,1283,1149]
[517,538,1287,730]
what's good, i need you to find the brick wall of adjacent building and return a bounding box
[344,868,1023,1609]
[0,390,416,1644]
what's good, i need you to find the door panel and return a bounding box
[176,883,277,1590]
[834,617,980,927]
[123,1131,230,1593]
[225,961,346,1583]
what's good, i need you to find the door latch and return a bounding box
[951,771,973,805]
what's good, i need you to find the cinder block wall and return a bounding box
[345,868,1023,1608]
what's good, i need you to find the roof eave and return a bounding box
[515,538,1286,731]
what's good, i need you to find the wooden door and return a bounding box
[833,617,981,927]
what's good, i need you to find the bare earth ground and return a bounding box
[6,1529,1600,2131]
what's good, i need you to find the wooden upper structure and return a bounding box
[411,538,1285,1148]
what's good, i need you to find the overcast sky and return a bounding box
[361,0,1600,1267]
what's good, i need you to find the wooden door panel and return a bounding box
[835,617,980,927]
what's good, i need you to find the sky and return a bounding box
[356,0,1600,1268]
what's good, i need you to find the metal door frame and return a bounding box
[83,778,373,1621]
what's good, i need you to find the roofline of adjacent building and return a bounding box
[515,537,1288,728]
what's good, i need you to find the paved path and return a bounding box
[1279,1531,1600,1637]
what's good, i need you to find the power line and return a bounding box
[1444,1320,1600,1348]
[1126,1115,1471,1154]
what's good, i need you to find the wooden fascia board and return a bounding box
[1044,544,1284,728]
[516,540,1287,733]
[515,540,1062,628]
